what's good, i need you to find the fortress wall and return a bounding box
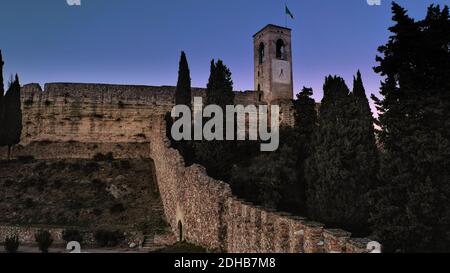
[150,117,375,253]
[3,82,370,252]
[0,142,151,160]
[19,83,180,145]
[19,84,278,145]
[149,118,232,251]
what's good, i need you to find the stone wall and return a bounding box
[0,82,369,253]
[21,83,268,143]
[0,225,142,247]
[149,117,378,253]
[19,83,291,145]
[0,142,151,160]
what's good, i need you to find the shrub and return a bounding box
[62,229,83,244]
[135,133,146,139]
[50,161,67,171]
[93,152,114,162]
[24,198,35,209]
[83,162,100,175]
[94,230,124,247]
[17,155,35,163]
[4,179,13,187]
[119,160,131,169]
[69,162,82,171]
[113,160,131,170]
[35,230,54,253]
[4,235,20,253]
[109,203,126,214]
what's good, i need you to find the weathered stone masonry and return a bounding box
[150,118,375,253]
[1,82,376,253]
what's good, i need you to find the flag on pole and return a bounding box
[285,4,294,19]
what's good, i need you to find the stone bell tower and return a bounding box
[254,24,294,105]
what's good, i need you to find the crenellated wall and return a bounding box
[149,117,378,253]
[1,82,375,253]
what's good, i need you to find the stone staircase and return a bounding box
[142,234,155,249]
[141,231,178,251]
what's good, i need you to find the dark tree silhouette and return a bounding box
[369,3,450,252]
[0,50,5,147]
[306,75,376,233]
[193,59,236,181]
[205,59,234,108]
[3,74,22,159]
[291,87,318,214]
[175,51,192,108]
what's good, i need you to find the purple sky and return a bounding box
[0,0,448,112]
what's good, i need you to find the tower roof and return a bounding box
[253,24,292,38]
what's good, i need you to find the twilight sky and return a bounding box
[0,0,447,107]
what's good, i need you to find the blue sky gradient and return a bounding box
[0,0,448,106]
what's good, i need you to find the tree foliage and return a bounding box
[369,3,450,252]
[306,74,377,233]
[175,51,192,108]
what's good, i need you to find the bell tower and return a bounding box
[254,24,294,105]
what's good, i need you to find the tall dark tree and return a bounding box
[306,75,374,233]
[231,128,297,209]
[205,59,234,107]
[350,70,379,205]
[369,3,450,252]
[230,88,317,213]
[171,51,195,165]
[0,50,5,147]
[288,87,318,214]
[175,51,192,107]
[3,74,22,159]
[193,59,235,181]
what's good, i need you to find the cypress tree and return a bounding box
[306,75,373,233]
[193,59,235,181]
[205,59,234,108]
[0,50,5,147]
[4,74,22,159]
[231,129,298,209]
[289,87,317,214]
[351,70,379,204]
[175,51,192,108]
[370,3,450,252]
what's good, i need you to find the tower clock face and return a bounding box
[272,59,291,84]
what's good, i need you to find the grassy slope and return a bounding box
[0,158,168,234]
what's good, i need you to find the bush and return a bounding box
[50,161,67,171]
[83,162,100,175]
[35,230,54,253]
[94,230,124,247]
[93,152,114,162]
[109,203,126,214]
[113,160,131,170]
[17,155,35,163]
[62,229,83,244]
[4,235,20,253]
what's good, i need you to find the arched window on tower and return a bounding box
[257,84,261,91]
[259,43,265,64]
[276,39,286,60]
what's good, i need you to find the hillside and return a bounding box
[0,157,168,234]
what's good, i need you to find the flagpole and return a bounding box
[285,2,287,28]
